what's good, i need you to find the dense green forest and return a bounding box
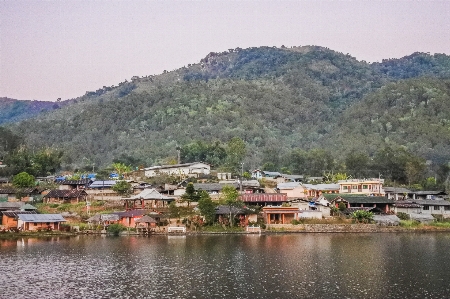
[1,46,450,188]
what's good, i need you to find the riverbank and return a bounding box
[3,223,450,239]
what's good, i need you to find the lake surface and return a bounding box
[2,233,450,298]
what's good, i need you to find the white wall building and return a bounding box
[144,162,210,178]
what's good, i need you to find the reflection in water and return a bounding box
[1,233,450,298]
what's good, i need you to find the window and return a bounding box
[352,185,357,189]
[445,206,450,211]
[434,206,440,211]
[343,186,348,190]
[423,206,429,210]
[363,185,368,189]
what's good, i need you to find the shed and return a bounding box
[17,214,66,231]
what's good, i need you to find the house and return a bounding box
[330,195,394,213]
[281,174,304,182]
[144,162,210,178]
[1,210,37,229]
[384,187,412,200]
[239,193,288,206]
[124,188,174,209]
[43,189,88,204]
[262,206,301,225]
[87,213,120,227]
[293,196,331,217]
[114,210,146,227]
[251,170,286,183]
[337,179,385,196]
[87,180,118,200]
[193,183,239,195]
[0,188,41,202]
[135,215,158,230]
[58,179,92,190]
[303,183,339,197]
[408,191,447,200]
[277,182,307,199]
[393,200,450,218]
[0,202,25,212]
[214,205,257,226]
[17,214,66,231]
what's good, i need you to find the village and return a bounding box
[1,161,450,235]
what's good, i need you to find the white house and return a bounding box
[144,162,210,178]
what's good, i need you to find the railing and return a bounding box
[246,226,261,233]
[167,226,186,233]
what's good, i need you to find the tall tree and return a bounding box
[197,190,216,225]
[221,185,243,227]
[181,182,199,207]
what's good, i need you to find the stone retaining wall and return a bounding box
[266,223,402,232]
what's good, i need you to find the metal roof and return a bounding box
[332,196,394,204]
[44,189,87,199]
[240,193,287,202]
[128,188,172,200]
[89,181,117,188]
[18,214,66,222]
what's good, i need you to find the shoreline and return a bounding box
[3,224,450,239]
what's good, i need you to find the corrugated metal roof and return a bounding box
[240,193,287,202]
[44,189,87,198]
[18,214,66,222]
[128,188,171,200]
[89,181,117,188]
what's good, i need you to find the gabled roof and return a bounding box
[277,182,301,189]
[128,188,172,200]
[60,179,92,185]
[89,180,117,188]
[384,187,412,193]
[303,184,339,191]
[214,205,245,215]
[0,188,40,195]
[410,191,447,196]
[114,210,146,218]
[2,210,37,217]
[0,202,24,210]
[135,215,157,223]
[262,171,282,177]
[393,199,450,207]
[144,162,209,170]
[18,214,66,222]
[240,193,288,202]
[332,196,394,204]
[44,189,87,199]
[20,203,37,210]
[193,183,239,192]
[87,213,120,222]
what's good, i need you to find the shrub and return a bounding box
[49,203,59,209]
[338,202,347,211]
[397,212,410,220]
[291,219,302,225]
[107,223,126,236]
[351,210,374,223]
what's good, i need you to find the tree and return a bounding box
[12,172,35,188]
[197,190,216,225]
[111,162,132,179]
[225,137,246,173]
[221,185,243,227]
[168,201,180,221]
[181,182,199,207]
[111,180,132,196]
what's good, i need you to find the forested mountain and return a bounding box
[0,97,69,125]
[3,46,450,182]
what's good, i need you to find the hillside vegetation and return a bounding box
[2,46,450,184]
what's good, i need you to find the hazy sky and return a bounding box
[1,0,449,101]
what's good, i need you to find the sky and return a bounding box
[1,0,449,102]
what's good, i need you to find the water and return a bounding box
[1,233,450,299]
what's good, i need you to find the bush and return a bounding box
[351,210,374,223]
[107,223,126,236]
[291,219,302,225]
[49,203,59,208]
[338,202,346,211]
[397,212,410,220]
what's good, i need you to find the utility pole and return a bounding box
[240,162,244,193]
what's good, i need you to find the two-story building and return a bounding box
[337,179,385,196]
[144,162,210,178]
